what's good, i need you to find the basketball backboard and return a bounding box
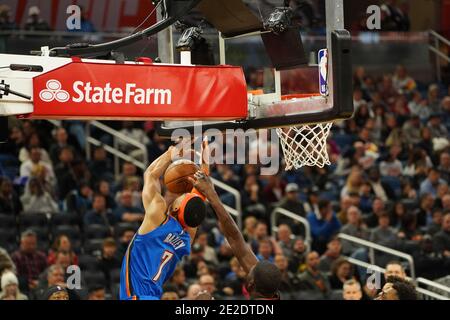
[157,0,353,136]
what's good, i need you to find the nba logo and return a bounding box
[318,49,328,96]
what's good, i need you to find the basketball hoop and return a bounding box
[276,122,333,170]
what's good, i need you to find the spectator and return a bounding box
[274,254,300,294]
[20,178,59,214]
[0,271,28,300]
[0,247,15,275]
[428,84,442,114]
[199,274,222,300]
[276,183,305,232]
[392,65,416,95]
[242,216,257,242]
[385,261,407,280]
[376,276,417,300]
[11,230,47,292]
[370,213,399,266]
[19,133,51,164]
[303,187,320,216]
[341,168,364,198]
[54,148,77,201]
[328,258,353,290]
[98,238,121,288]
[379,144,403,177]
[83,194,115,227]
[262,175,286,204]
[307,199,341,254]
[115,162,141,192]
[223,258,247,297]
[0,5,17,30]
[365,198,386,228]
[342,279,362,300]
[398,213,422,242]
[87,285,106,300]
[432,213,450,258]
[161,289,179,300]
[297,251,331,299]
[68,6,96,32]
[415,193,436,227]
[64,182,93,216]
[115,176,143,209]
[0,177,22,215]
[168,267,188,298]
[96,180,116,210]
[0,125,25,158]
[340,206,370,255]
[408,91,430,121]
[337,195,354,224]
[389,202,406,229]
[427,210,443,236]
[402,115,422,146]
[117,122,150,160]
[438,152,450,182]
[185,283,202,300]
[318,238,343,272]
[49,128,77,165]
[115,228,135,261]
[277,224,296,259]
[428,114,448,139]
[47,235,78,266]
[194,231,218,266]
[24,6,51,31]
[256,239,275,263]
[241,175,266,219]
[19,146,56,187]
[420,168,447,198]
[33,264,66,300]
[88,146,114,183]
[113,190,144,223]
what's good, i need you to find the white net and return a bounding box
[276,123,333,170]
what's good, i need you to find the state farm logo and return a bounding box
[38,80,172,105]
[39,80,70,103]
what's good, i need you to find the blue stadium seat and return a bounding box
[83,270,106,287]
[331,133,354,151]
[84,239,104,256]
[85,224,111,241]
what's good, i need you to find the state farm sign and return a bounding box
[32,61,248,121]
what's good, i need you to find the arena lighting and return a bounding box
[176,26,204,51]
[263,7,293,35]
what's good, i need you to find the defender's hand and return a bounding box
[188,171,216,199]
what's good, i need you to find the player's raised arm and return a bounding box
[141,139,192,231]
[189,172,258,274]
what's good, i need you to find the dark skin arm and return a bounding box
[189,171,258,274]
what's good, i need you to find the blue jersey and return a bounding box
[119,216,191,300]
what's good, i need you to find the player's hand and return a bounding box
[170,136,199,161]
[188,171,216,199]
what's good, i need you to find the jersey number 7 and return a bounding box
[152,250,174,282]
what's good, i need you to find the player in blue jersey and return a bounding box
[119,140,207,300]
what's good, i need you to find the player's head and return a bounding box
[376,276,417,300]
[169,193,206,229]
[246,261,282,300]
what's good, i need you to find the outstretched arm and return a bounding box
[189,172,258,274]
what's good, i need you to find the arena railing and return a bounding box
[429,30,450,83]
[210,177,242,230]
[85,120,148,177]
[337,233,416,279]
[345,256,450,300]
[270,207,312,252]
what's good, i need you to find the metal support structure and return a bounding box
[270,207,312,251]
[428,30,450,83]
[338,233,416,279]
[210,177,242,230]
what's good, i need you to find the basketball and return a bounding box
[164,159,200,194]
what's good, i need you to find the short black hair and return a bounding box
[253,261,282,298]
[88,284,105,294]
[318,199,331,211]
[184,197,206,228]
[387,277,417,300]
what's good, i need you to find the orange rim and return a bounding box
[281,93,321,100]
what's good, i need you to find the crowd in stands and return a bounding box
[0,62,449,300]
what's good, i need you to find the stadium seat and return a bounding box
[84,239,105,256]
[110,268,121,284]
[0,214,17,229]
[53,225,82,250]
[83,270,106,287]
[18,213,49,231]
[331,133,354,151]
[50,213,80,229]
[114,223,138,239]
[0,228,18,252]
[85,224,111,240]
[78,254,100,271]
[381,176,402,199]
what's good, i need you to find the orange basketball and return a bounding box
[164,159,200,194]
